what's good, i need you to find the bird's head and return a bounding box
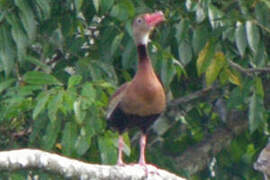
[132,11,165,46]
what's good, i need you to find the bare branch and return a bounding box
[0,149,185,180]
[228,60,270,76]
[253,19,270,34]
[168,87,219,107]
[172,110,248,175]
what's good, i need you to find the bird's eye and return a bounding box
[137,18,142,24]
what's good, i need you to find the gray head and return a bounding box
[132,11,165,45]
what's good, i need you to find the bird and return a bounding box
[106,11,166,166]
[254,142,270,180]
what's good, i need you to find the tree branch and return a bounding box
[162,64,270,176]
[0,149,185,180]
[228,60,270,76]
[168,87,220,107]
[172,110,248,175]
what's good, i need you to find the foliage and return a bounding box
[0,0,269,179]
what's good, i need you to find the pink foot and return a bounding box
[117,162,126,166]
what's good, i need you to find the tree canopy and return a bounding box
[0,0,270,179]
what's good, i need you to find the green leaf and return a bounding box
[192,25,208,55]
[35,0,51,19]
[235,22,247,57]
[227,79,254,109]
[89,106,104,134]
[75,128,92,156]
[6,14,28,61]
[33,91,50,119]
[73,99,86,124]
[223,27,235,42]
[219,68,229,85]
[253,40,265,67]
[42,117,61,150]
[110,0,135,21]
[208,4,224,29]
[229,140,245,161]
[205,52,226,87]
[196,5,205,23]
[10,173,26,180]
[178,40,192,65]
[48,91,64,122]
[29,115,48,144]
[92,0,99,12]
[24,71,62,86]
[175,19,189,43]
[255,77,264,97]
[68,75,82,89]
[121,39,136,69]
[238,0,249,15]
[100,0,114,13]
[246,21,260,53]
[0,0,12,9]
[81,82,96,107]
[18,85,43,96]
[260,0,270,10]
[98,132,117,164]
[0,24,15,76]
[75,135,91,156]
[248,93,265,133]
[226,69,242,87]
[51,28,64,50]
[196,41,215,76]
[62,89,77,114]
[125,20,133,38]
[96,81,115,88]
[111,32,124,56]
[122,133,131,156]
[0,78,15,94]
[243,144,256,164]
[61,122,77,156]
[24,56,51,73]
[185,0,197,11]
[75,0,84,11]
[227,87,243,109]
[14,0,37,40]
[255,2,269,28]
[161,51,177,88]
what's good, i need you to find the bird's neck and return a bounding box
[137,44,151,65]
[136,44,154,76]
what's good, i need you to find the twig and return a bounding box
[168,87,216,107]
[47,49,63,65]
[228,60,270,76]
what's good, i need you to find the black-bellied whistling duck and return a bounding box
[107,11,166,166]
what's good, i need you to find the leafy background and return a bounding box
[0,0,269,179]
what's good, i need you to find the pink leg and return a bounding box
[137,134,160,176]
[117,135,125,165]
[139,134,147,165]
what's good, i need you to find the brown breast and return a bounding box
[119,59,166,116]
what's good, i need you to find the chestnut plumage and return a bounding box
[107,11,166,165]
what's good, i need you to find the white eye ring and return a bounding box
[137,18,142,24]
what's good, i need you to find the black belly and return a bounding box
[107,106,160,134]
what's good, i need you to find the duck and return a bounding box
[107,11,166,166]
